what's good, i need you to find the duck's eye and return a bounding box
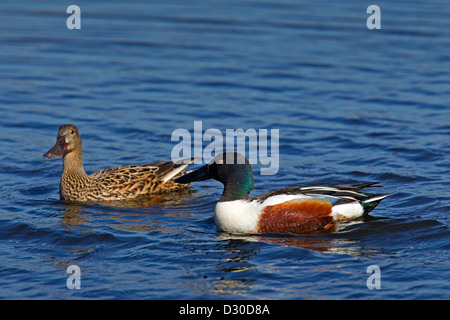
[217,159,224,164]
[71,130,74,134]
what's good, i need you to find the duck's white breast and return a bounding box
[214,194,311,233]
[214,200,262,233]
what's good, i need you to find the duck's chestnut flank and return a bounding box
[258,198,334,234]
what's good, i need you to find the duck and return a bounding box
[43,124,193,202]
[175,152,392,234]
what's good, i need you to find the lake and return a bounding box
[0,0,449,300]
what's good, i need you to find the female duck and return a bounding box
[43,124,192,202]
[175,152,392,234]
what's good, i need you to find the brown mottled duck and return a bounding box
[43,124,193,202]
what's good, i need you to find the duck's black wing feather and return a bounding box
[252,182,382,205]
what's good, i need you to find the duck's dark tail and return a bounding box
[338,182,393,215]
[160,158,198,184]
[361,193,394,214]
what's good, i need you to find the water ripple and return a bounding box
[0,0,449,299]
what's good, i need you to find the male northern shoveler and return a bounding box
[175,152,392,234]
[43,124,193,202]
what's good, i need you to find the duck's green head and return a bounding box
[175,152,254,201]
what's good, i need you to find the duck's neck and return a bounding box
[62,149,87,177]
[219,173,254,202]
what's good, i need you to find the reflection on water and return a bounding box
[209,227,381,295]
[59,189,196,230]
[216,220,379,256]
[95,188,196,208]
[211,239,260,295]
[214,278,255,295]
[59,202,87,230]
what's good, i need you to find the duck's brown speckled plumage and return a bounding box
[44,124,192,202]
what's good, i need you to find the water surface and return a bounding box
[0,0,449,299]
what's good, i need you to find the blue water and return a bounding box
[0,0,449,300]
